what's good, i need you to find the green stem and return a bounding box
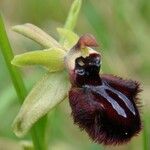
[0,15,26,103]
[0,14,47,150]
[31,116,47,150]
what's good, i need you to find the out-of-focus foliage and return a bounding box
[0,0,149,150]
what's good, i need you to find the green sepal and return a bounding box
[11,48,66,72]
[12,23,64,49]
[12,71,70,137]
[57,28,79,50]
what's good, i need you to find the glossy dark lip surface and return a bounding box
[69,77,141,145]
[85,80,136,118]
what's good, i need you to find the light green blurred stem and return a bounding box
[31,116,47,150]
[60,0,82,43]
[64,0,82,30]
[0,14,47,150]
[143,115,149,150]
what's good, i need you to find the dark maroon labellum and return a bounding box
[68,34,142,145]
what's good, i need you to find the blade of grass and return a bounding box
[0,14,47,150]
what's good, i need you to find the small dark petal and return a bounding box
[69,75,142,145]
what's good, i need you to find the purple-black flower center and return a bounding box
[74,53,102,87]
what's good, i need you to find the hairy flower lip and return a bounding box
[69,75,142,145]
[66,34,142,146]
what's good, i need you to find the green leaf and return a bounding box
[12,71,70,137]
[11,48,66,72]
[12,23,64,50]
[57,28,79,50]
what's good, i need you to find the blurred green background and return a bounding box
[0,0,150,150]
